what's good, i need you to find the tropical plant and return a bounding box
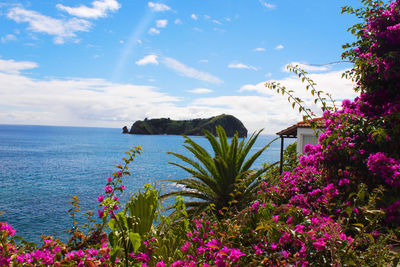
[161,125,276,215]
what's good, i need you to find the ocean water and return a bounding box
[0,124,292,244]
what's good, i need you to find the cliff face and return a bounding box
[123,114,247,137]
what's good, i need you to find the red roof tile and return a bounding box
[276,117,325,137]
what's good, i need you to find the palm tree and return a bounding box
[161,125,276,215]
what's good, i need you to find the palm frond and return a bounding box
[241,136,278,173]
[161,126,272,215]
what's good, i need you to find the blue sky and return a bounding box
[0,0,361,133]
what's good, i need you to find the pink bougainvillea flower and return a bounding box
[228,248,245,262]
[312,240,326,251]
[97,195,104,202]
[181,241,191,252]
[98,210,104,218]
[104,185,113,194]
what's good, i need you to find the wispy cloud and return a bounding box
[56,0,120,19]
[148,2,171,12]
[148,27,160,35]
[0,58,38,74]
[284,62,330,72]
[156,19,168,28]
[199,59,209,63]
[275,44,284,50]
[1,34,17,43]
[253,47,266,52]
[7,7,91,44]
[212,19,222,25]
[190,14,198,20]
[259,0,276,9]
[162,57,223,84]
[174,18,182,24]
[0,77,180,127]
[135,54,159,66]
[187,88,213,94]
[228,62,258,71]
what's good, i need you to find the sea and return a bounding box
[0,124,292,244]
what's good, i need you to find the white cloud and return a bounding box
[1,34,17,43]
[284,62,330,72]
[259,0,276,9]
[253,47,266,52]
[191,14,198,20]
[228,62,258,71]
[213,27,225,33]
[162,57,223,84]
[199,59,208,63]
[265,72,272,78]
[204,15,211,20]
[0,58,38,74]
[148,27,160,35]
[148,2,171,12]
[136,54,159,66]
[275,44,284,50]
[56,0,120,19]
[239,69,356,102]
[174,19,182,24]
[156,19,168,28]
[0,59,360,134]
[187,88,213,94]
[7,7,91,44]
[212,19,222,25]
[0,59,181,128]
[191,70,357,133]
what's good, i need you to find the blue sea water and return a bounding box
[0,124,292,244]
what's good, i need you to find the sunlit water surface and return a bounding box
[0,125,293,243]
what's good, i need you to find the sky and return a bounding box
[0,0,363,134]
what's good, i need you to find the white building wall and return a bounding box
[296,128,324,154]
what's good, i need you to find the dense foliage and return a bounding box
[1,0,400,266]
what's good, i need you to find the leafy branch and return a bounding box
[266,80,315,122]
[266,64,337,123]
[286,64,337,112]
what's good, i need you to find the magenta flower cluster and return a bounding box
[260,0,400,227]
[367,152,400,187]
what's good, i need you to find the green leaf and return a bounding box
[344,206,353,217]
[118,212,128,229]
[108,218,117,231]
[352,223,364,228]
[129,232,141,253]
